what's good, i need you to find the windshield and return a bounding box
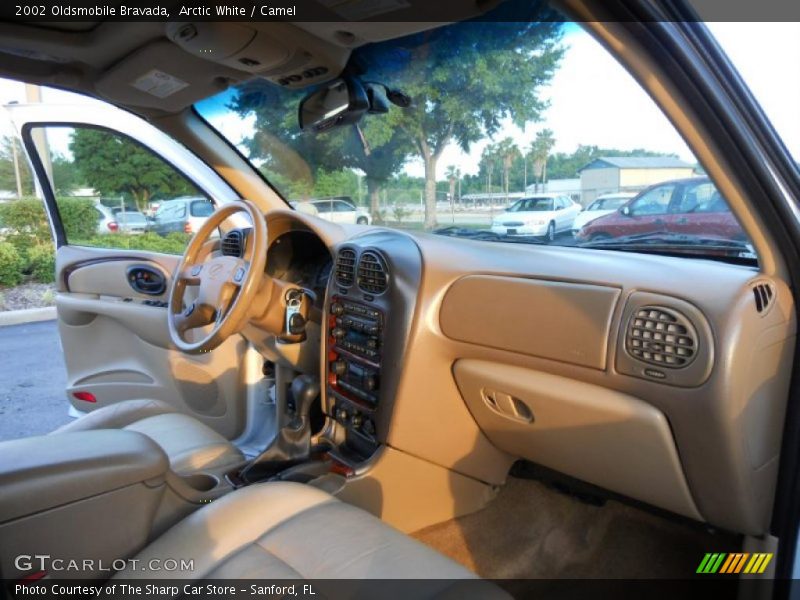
[508,198,554,212]
[196,19,757,263]
[593,198,628,210]
[115,212,146,223]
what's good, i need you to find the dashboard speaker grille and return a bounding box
[357,251,388,294]
[221,230,244,258]
[335,248,357,287]
[626,306,697,368]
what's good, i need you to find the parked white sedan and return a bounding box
[490,194,581,241]
[571,192,636,234]
[292,197,371,225]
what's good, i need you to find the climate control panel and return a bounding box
[327,297,382,439]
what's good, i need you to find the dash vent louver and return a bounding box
[335,248,357,287]
[220,229,244,258]
[357,251,388,294]
[626,306,697,368]
[753,282,775,314]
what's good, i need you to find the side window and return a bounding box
[27,125,210,254]
[334,201,353,212]
[629,185,675,216]
[675,182,723,214]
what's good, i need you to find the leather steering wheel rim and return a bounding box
[167,200,267,354]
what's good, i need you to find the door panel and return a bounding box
[9,103,247,439]
[55,245,248,439]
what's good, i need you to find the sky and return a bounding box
[0,22,797,181]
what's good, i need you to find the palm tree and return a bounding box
[445,165,461,207]
[481,144,499,203]
[496,137,520,203]
[529,129,556,192]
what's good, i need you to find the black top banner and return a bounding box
[0,0,798,23]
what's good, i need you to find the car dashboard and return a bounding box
[238,209,795,537]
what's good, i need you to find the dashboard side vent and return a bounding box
[335,248,357,287]
[357,251,388,294]
[753,282,775,314]
[626,306,697,368]
[221,229,244,258]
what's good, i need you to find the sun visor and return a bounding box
[94,39,245,112]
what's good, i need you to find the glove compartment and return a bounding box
[453,359,702,521]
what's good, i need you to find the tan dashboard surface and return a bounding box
[440,275,620,370]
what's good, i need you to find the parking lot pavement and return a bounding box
[0,320,72,441]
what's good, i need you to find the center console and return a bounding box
[321,235,422,468]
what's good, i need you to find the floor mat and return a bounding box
[412,476,740,579]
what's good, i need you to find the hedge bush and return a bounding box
[58,198,100,239]
[0,197,191,286]
[0,242,24,287]
[0,197,99,248]
[28,243,56,283]
[72,232,190,255]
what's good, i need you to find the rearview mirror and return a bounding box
[621,206,631,216]
[299,78,369,133]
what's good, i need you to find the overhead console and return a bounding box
[324,232,421,465]
[166,22,350,89]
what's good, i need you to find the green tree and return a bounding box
[364,21,563,228]
[233,84,413,222]
[69,129,195,212]
[50,153,85,195]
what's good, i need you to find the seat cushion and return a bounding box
[52,400,244,476]
[114,482,507,597]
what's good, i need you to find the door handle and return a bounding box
[126,265,167,296]
[481,388,533,423]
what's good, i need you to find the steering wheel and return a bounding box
[168,200,267,354]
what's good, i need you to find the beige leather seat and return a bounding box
[52,399,244,476]
[115,482,506,597]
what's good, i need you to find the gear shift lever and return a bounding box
[239,374,320,483]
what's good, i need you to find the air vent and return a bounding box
[753,282,775,314]
[221,229,244,258]
[335,248,357,287]
[357,251,388,294]
[626,306,697,368]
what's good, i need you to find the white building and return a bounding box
[578,156,695,204]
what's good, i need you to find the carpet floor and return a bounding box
[412,475,740,580]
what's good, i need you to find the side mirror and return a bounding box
[299,78,369,133]
[621,206,632,216]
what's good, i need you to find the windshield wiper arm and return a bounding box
[580,232,750,250]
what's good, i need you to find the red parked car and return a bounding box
[576,177,747,242]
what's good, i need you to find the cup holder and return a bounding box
[181,473,219,492]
